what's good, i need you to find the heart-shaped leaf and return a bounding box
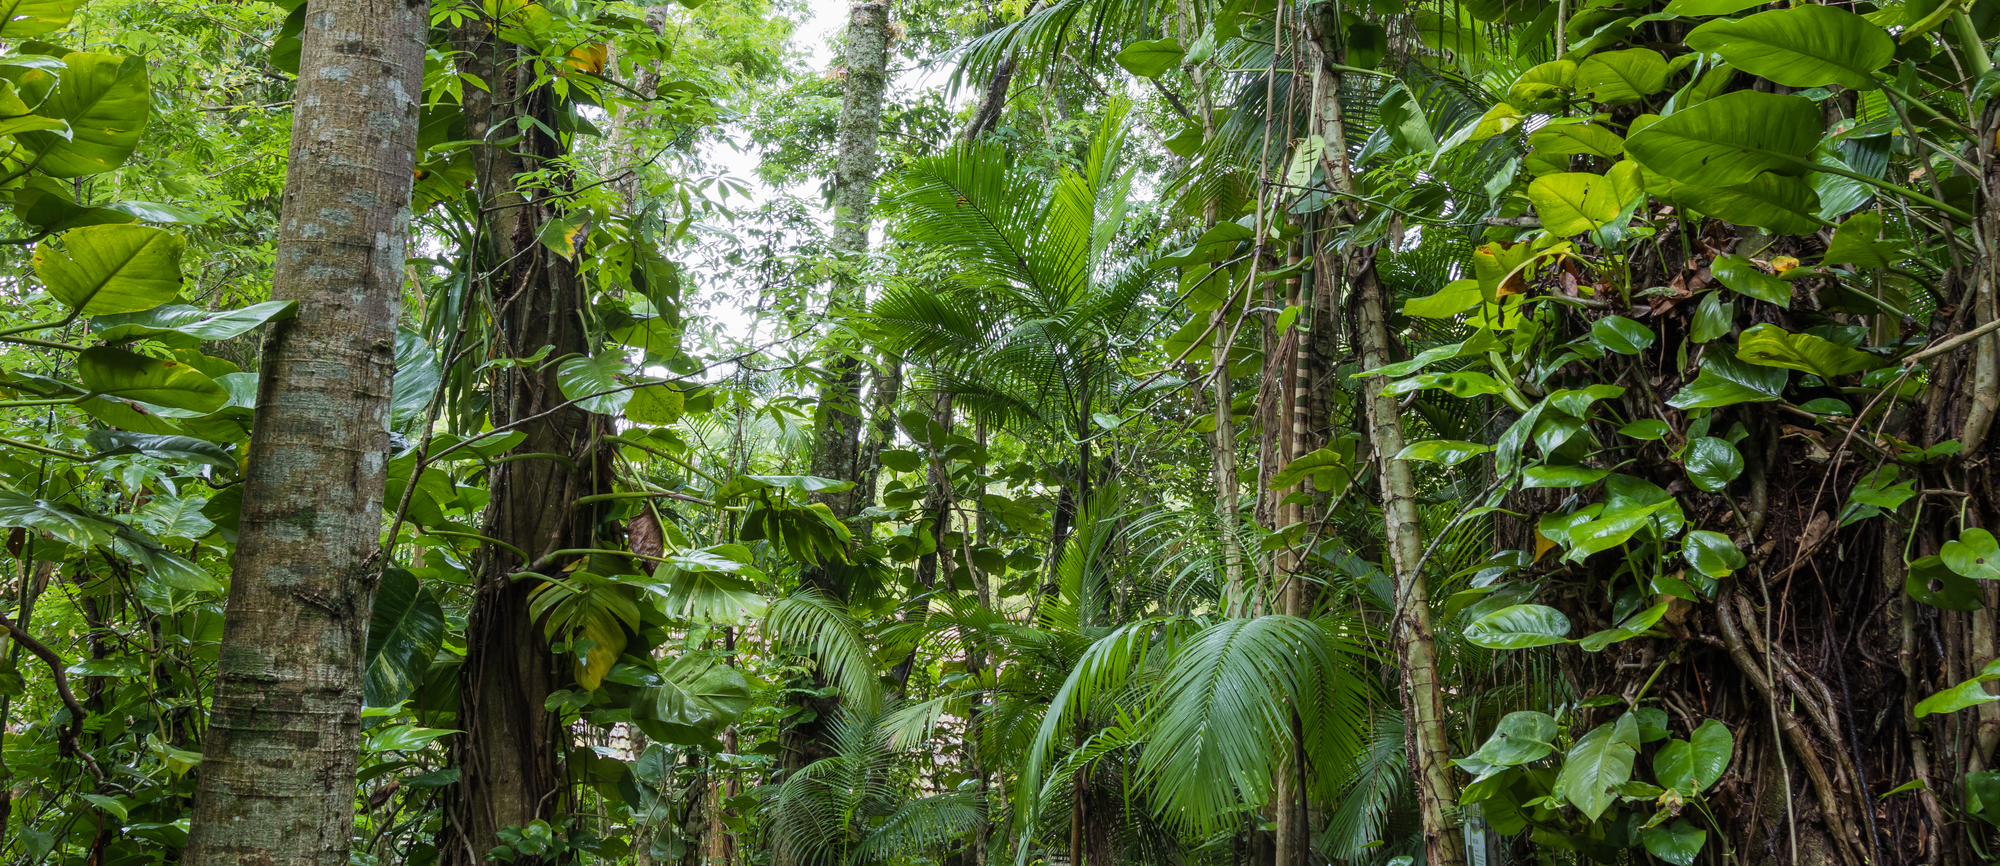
[1560,714,1641,820]
[557,353,631,415]
[1943,529,2000,580]
[1684,437,1743,492]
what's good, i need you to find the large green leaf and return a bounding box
[1465,604,1572,649]
[1823,212,1907,268]
[1685,5,1892,90]
[1625,91,1820,187]
[1684,437,1743,492]
[78,346,227,413]
[629,653,753,744]
[1907,555,1983,611]
[0,0,88,38]
[624,383,685,425]
[37,224,185,315]
[1666,352,1787,409]
[1662,0,1765,14]
[1528,171,1628,236]
[1528,122,1625,157]
[91,301,295,347]
[1396,439,1491,465]
[1682,530,1746,578]
[85,430,233,468]
[0,491,116,547]
[1709,255,1791,307]
[1671,173,1823,235]
[1460,710,1559,771]
[1640,819,1708,866]
[1590,316,1654,355]
[365,568,445,707]
[557,353,631,415]
[1735,323,1883,380]
[651,545,769,623]
[1113,38,1183,78]
[18,53,151,177]
[1943,529,2000,580]
[1560,714,1640,820]
[1575,48,1669,104]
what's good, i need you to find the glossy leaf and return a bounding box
[1625,91,1820,188]
[37,224,185,315]
[1113,38,1183,78]
[0,0,89,38]
[1396,439,1491,465]
[79,346,227,413]
[1667,353,1786,409]
[1683,530,1746,578]
[1736,323,1883,380]
[1943,529,2000,580]
[1461,710,1559,768]
[1709,255,1791,307]
[18,53,151,177]
[1560,714,1640,820]
[1685,5,1892,90]
[1465,604,1573,649]
[365,568,445,707]
[1575,48,1669,104]
[557,354,631,415]
[85,430,233,468]
[90,301,296,347]
[1640,819,1708,866]
[1684,437,1743,492]
[1590,315,1654,354]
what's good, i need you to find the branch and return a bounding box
[0,609,97,773]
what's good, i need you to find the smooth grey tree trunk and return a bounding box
[806,0,891,519]
[185,1,426,864]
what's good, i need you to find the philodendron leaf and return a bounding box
[37,224,186,315]
[1915,673,2000,718]
[1575,48,1669,104]
[1395,439,1491,465]
[1590,315,1654,355]
[1460,710,1559,769]
[79,346,227,414]
[0,0,90,38]
[18,53,151,177]
[1667,353,1787,409]
[1709,255,1791,307]
[90,301,296,347]
[1560,714,1641,820]
[1523,464,1610,489]
[1671,173,1823,236]
[365,568,445,707]
[1685,5,1892,91]
[1528,121,1625,157]
[1943,529,2000,580]
[1655,718,1732,793]
[1683,530,1746,578]
[1662,0,1766,15]
[1626,90,1820,188]
[1114,38,1184,78]
[1823,212,1908,268]
[1640,819,1708,866]
[1735,323,1884,380]
[557,354,631,415]
[1691,292,1734,343]
[84,430,233,468]
[1684,437,1743,492]
[1907,555,1983,611]
[1528,166,1640,235]
[1465,604,1573,649]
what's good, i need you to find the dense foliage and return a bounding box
[5,0,2000,864]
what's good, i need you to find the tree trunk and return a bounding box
[441,18,608,866]
[806,0,892,519]
[185,2,426,864]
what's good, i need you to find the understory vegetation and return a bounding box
[3,0,2000,864]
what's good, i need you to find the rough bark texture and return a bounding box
[441,16,608,866]
[1353,256,1466,866]
[807,0,891,519]
[184,1,425,864]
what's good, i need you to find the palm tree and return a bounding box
[871,104,1163,576]
[762,702,984,866]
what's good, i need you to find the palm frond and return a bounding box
[767,588,882,712]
